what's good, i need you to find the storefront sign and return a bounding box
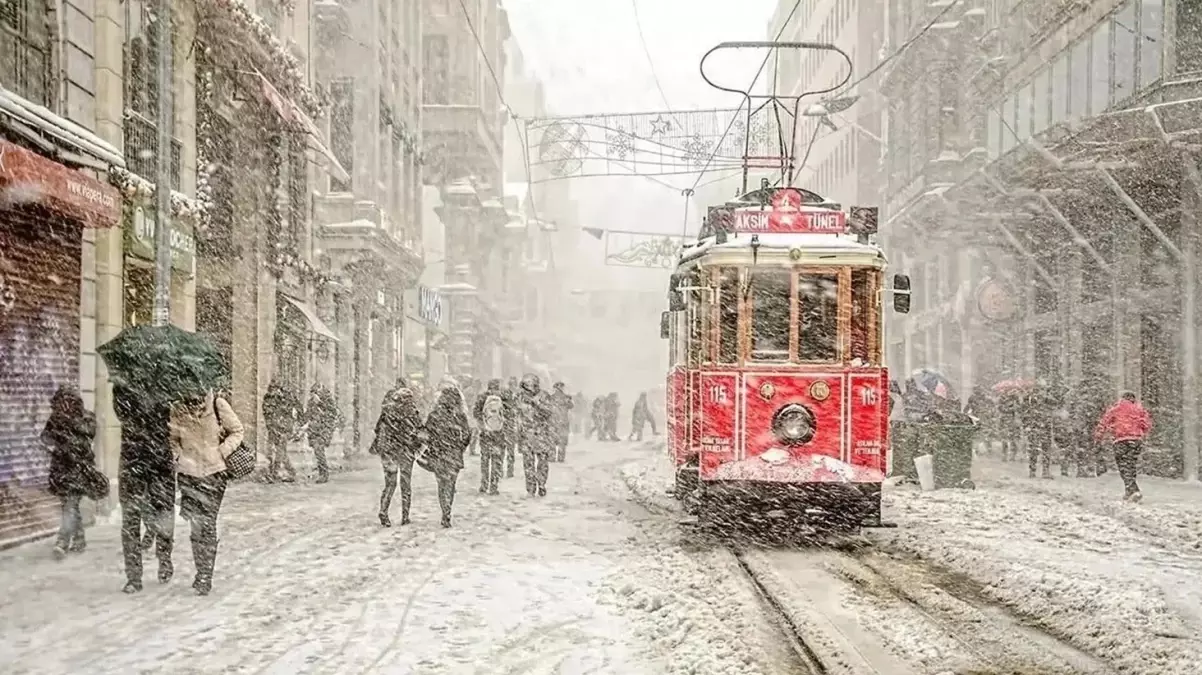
[0,139,121,227]
[418,285,443,325]
[124,206,195,273]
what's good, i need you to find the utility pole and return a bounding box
[152,0,175,326]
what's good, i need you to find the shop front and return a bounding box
[0,138,122,547]
[123,205,196,327]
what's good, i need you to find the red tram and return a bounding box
[661,186,910,528]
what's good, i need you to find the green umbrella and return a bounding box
[98,324,230,405]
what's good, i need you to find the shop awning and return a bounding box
[281,294,340,342]
[254,71,352,185]
[0,138,122,227]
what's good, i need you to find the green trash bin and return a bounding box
[929,423,976,489]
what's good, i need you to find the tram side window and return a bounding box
[688,290,704,366]
[798,273,839,362]
[717,268,740,363]
[850,269,879,365]
[749,269,791,361]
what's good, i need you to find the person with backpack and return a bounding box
[474,379,509,495]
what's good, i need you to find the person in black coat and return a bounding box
[587,396,604,439]
[473,379,511,495]
[517,375,554,496]
[262,379,302,482]
[305,384,340,484]
[628,392,657,441]
[603,392,621,441]
[372,386,423,527]
[425,387,472,527]
[41,386,97,558]
[113,381,175,593]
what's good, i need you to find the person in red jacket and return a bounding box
[1093,392,1152,502]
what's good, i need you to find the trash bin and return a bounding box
[889,420,975,489]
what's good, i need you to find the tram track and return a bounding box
[732,548,832,675]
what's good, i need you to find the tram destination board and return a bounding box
[732,209,848,234]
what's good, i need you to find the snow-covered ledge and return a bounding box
[108,167,205,224]
[200,0,326,116]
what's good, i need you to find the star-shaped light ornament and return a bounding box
[649,114,672,136]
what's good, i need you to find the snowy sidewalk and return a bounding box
[0,441,673,674]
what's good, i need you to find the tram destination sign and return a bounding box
[732,208,848,234]
[729,187,848,234]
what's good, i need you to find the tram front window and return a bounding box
[717,268,739,363]
[749,269,791,361]
[798,273,839,362]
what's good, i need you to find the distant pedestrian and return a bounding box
[305,384,341,484]
[587,396,604,439]
[168,389,244,595]
[1094,391,1152,502]
[372,386,423,527]
[474,379,510,494]
[628,392,658,441]
[113,381,175,594]
[549,382,573,462]
[424,387,472,527]
[603,393,620,441]
[517,374,554,497]
[41,386,98,559]
[262,378,302,483]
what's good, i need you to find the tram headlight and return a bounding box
[772,403,816,446]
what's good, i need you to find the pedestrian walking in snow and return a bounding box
[587,396,604,440]
[1093,392,1152,502]
[504,376,520,477]
[372,386,423,527]
[549,382,573,462]
[305,384,341,484]
[168,389,244,595]
[603,392,621,441]
[424,387,472,527]
[474,379,510,494]
[517,374,554,496]
[628,392,658,441]
[41,386,99,559]
[997,390,1023,462]
[262,378,302,483]
[113,381,176,594]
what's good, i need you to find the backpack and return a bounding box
[482,394,505,432]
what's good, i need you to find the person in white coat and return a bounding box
[169,389,244,595]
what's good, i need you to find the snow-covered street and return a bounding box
[0,440,796,675]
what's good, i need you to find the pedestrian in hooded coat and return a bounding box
[113,381,176,594]
[549,382,573,462]
[372,386,423,527]
[169,389,244,595]
[41,386,97,559]
[425,387,472,527]
[504,377,520,477]
[474,379,511,494]
[1094,392,1152,502]
[517,375,554,496]
[305,384,341,484]
[629,392,658,441]
[262,379,302,482]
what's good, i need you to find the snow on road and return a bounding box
[0,440,799,675]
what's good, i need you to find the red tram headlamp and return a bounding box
[772,403,816,446]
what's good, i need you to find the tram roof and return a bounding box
[679,232,887,266]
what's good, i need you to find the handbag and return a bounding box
[215,397,257,480]
[82,464,110,501]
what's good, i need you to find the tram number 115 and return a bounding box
[707,384,729,404]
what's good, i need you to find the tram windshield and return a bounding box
[749,269,791,361]
[798,273,839,362]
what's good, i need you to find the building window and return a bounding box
[1113,2,1137,103]
[1089,21,1112,115]
[1033,70,1049,136]
[0,0,51,107]
[330,78,354,192]
[1051,51,1069,126]
[124,1,180,187]
[423,35,449,105]
[1140,0,1163,86]
[1070,39,1089,122]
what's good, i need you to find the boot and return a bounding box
[123,580,143,594]
[52,544,67,560]
[193,537,216,596]
[158,559,174,584]
[441,514,452,528]
[379,511,392,528]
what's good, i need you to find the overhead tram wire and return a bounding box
[631,0,687,130]
[831,0,959,98]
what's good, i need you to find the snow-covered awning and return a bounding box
[280,294,340,342]
[0,86,123,169]
[254,71,350,184]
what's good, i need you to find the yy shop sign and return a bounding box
[124,206,195,274]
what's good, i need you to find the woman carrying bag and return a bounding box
[168,389,245,595]
[372,386,423,527]
[41,386,104,559]
[423,387,472,528]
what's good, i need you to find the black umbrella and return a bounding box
[98,324,229,405]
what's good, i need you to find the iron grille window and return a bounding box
[124,2,180,187]
[124,112,182,189]
[0,0,52,107]
[330,78,354,192]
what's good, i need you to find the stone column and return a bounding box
[1180,154,1202,481]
